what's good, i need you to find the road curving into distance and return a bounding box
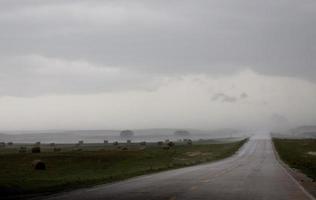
[46,133,314,200]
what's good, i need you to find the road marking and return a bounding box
[200,179,210,183]
[190,186,198,191]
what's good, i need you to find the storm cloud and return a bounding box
[0,0,315,130]
[0,0,316,96]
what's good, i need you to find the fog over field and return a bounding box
[0,0,315,133]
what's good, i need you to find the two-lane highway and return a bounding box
[46,134,314,200]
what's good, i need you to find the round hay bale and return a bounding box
[163,146,170,150]
[53,147,61,152]
[122,147,128,151]
[167,141,175,147]
[32,160,46,170]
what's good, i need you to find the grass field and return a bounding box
[273,138,316,181]
[0,139,247,198]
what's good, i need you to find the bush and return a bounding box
[157,141,163,146]
[31,147,41,153]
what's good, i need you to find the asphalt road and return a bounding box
[46,134,314,200]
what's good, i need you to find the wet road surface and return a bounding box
[46,134,314,200]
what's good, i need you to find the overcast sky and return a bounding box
[0,0,315,131]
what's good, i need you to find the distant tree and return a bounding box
[7,142,13,146]
[120,130,134,140]
[113,141,119,146]
[157,141,164,146]
[104,140,108,144]
[140,141,146,146]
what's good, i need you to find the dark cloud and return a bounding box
[211,93,237,103]
[240,93,248,99]
[0,0,315,96]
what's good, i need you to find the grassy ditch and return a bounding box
[273,138,316,181]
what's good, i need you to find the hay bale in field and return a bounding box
[53,147,61,152]
[19,146,27,153]
[167,141,175,148]
[163,146,170,150]
[122,147,128,151]
[31,146,41,153]
[32,160,46,170]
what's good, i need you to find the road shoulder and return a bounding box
[272,140,316,200]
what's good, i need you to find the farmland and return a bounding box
[0,139,247,198]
